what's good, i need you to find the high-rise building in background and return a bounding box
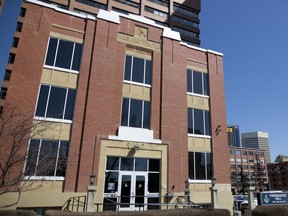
[268,161,288,190]
[0,0,4,15]
[0,0,233,213]
[35,0,201,46]
[242,131,271,163]
[227,125,241,147]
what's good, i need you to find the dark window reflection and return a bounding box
[148,173,159,193]
[35,85,49,117]
[121,98,129,126]
[195,152,206,180]
[45,37,82,71]
[124,55,132,81]
[45,38,57,66]
[205,111,210,136]
[149,159,160,172]
[194,109,204,135]
[37,140,58,176]
[106,157,120,170]
[145,60,152,85]
[35,85,76,121]
[56,141,69,176]
[203,73,209,95]
[129,99,142,128]
[193,71,202,94]
[188,152,194,179]
[72,43,82,71]
[120,158,133,171]
[188,108,193,134]
[55,40,73,69]
[187,69,192,92]
[132,57,144,83]
[206,153,212,179]
[143,101,150,129]
[135,158,147,171]
[25,139,40,176]
[46,87,66,119]
[64,89,76,120]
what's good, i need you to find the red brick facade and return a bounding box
[1,1,231,205]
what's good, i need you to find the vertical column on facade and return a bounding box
[161,38,188,193]
[64,19,97,192]
[74,18,125,192]
[207,52,230,184]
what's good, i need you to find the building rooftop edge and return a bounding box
[25,0,223,56]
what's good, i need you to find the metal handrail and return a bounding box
[94,195,208,212]
[62,195,87,212]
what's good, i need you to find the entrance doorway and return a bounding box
[119,172,148,211]
[103,157,160,211]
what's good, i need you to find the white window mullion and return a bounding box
[201,73,204,95]
[54,141,61,177]
[205,153,207,180]
[203,110,205,136]
[53,39,60,67]
[44,86,52,118]
[70,43,76,70]
[130,57,134,82]
[194,152,196,180]
[141,101,144,128]
[191,70,194,94]
[62,88,69,120]
[143,59,146,84]
[192,109,195,134]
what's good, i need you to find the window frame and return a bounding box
[120,97,151,129]
[187,108,211,138]
[188,151,212,183]
[123,55,152,88]
[34,84,76,123]
[187,69,209,97]
[24,139,69,180]
[43,37,83,74]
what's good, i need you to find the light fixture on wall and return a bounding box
[133,144,140,151]
[89,174,96,185]
[212,177,216,187]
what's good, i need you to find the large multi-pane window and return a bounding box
[189,152,212,180]
[44,37,82,72]
[113,0,139,8]
[187,108,210,136]
[187,69,209,96]
[144,6,168,18]
[25,139,69,178]
[121,98,150,129]
[35,85,76,121]
[124,55,152,86]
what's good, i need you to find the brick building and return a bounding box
[229,147,268,194]
[268,162,288,190]
[0,0,233,213]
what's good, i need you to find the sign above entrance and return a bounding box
[117,26,161,51]
[259,192,288,205]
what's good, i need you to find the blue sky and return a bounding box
[0,1,287,161]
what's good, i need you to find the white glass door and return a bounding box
[119,172,147,211]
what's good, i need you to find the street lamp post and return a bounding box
[86,174,96,212]
[184,180,190,204]
[245,176,255,216]
[210,177,218,208]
